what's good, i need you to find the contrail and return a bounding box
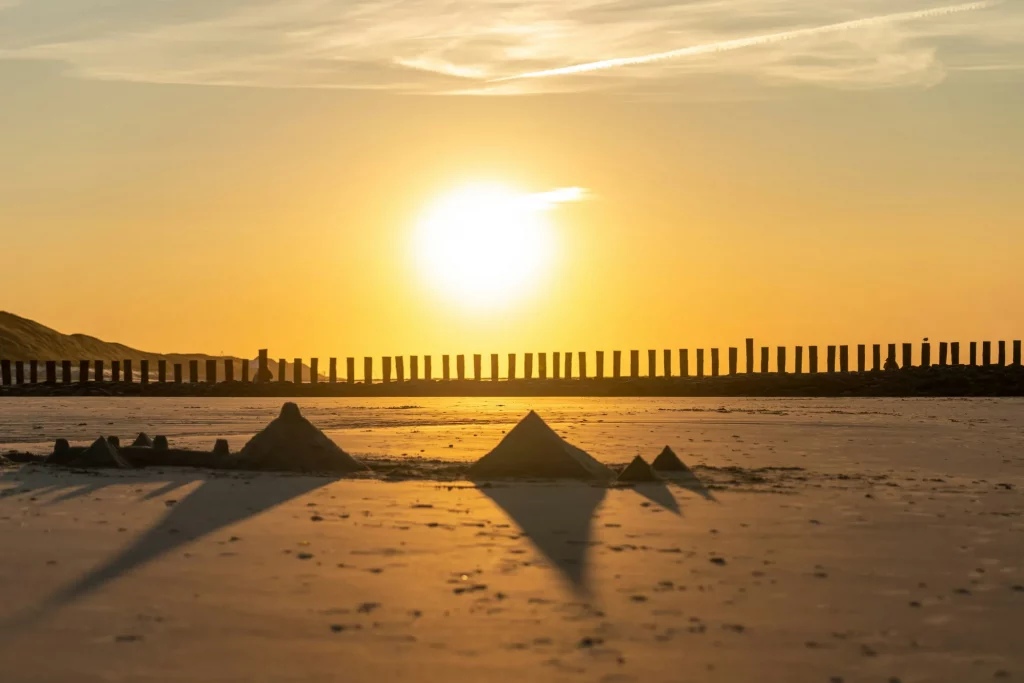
[492,0,999,81]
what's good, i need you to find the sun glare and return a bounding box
[413,183,574,308]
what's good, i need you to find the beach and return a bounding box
[1,398,1022,682]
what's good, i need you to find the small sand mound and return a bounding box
[132,432,153,447]
[229,402,367,473]
[153,435,169,451]
[617,455,661,483]
[651,446,694,474]
[69,437,132,469]
[45,438,74,466]
[468,411,614,480]
[212,439,230,456]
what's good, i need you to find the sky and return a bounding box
[1,0,1023,366]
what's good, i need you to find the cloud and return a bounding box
[0,0,1021,94]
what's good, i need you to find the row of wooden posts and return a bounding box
[2,339,1022,386]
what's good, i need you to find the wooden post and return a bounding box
[921,343,931,368]
[808,346,818,373]
[383,357,392,383]
[629,350,639,378]
[508,353,516,380]
[424,356,432,381]
[970,342,977,366]
[663,349,672,378]
[348,357,356,383]
[939,342,948,366]
[696,349,705,377]
[29,360,37,383]
[998,341,1006,366]
[728,347,738,375]
[524,353,533,379]
[62,360,72,384]
[189,360,198,383]
[158,360,167,383]
[1014,340,1022,366]
[778,347,787,374]
[760,347,769,373]
[141,359,149,384]
[596,351,605,379]
[564,351,573,379]
[857,345,866,372]
[14,361,23,385]
[79,360,90,383]
[456,354,465,380]
[278,359,286,383]
[310,358,319,384]
[902,343,912,369]
[680,349,689,377]
[795,346,803,373]
[394,356,403,382]
[124,359,132,383]
[647,349,656,378]
[95,360,104,382]
[472,354,481,381]
[711,348,720,376]
[873,344,881,371]
[951,342,960,365]
[552,352,561,380]
[174,363,183,384]
[364,357,373,384]
[578,351,586,379]
[46,360,56,384]
[537,353,546,379]
[745,338,754,373]
[612,351,621,378]
[983,342,991,366]
[443,355,451,380]
[1,360,10,386]
[111,360,120,383]
[258,349,268,383]
[409,356,418,381]
[826,346,836,373]
[293,358,302,384]
[330,358,337,383]
[839,345,849,373]
[491,354,499,381]
[887,344,897,368]
[207,359,217,383]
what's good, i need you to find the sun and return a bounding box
[412,183,563,308]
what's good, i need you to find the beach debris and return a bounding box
[616,455,661,483]
[229,402,368,473]
[131,432,153,447]
[45,438,73,465]
[467,410,614,480]
[651,446,694,474]
[212,439,230,456]
[153,435,169,451]
[68,436,132,469]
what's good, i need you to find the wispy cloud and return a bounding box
[0,0,1020,95]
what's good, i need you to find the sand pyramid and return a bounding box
[617,455,661,483]
[68,437,133,469]
[468,411,614,480]
[229,402,367,473]
[132,432,153,447]
[651,446,694,474]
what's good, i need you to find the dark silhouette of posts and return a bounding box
[241,359,249,383]
[14,361,23,385]
[939,343,948,366]
[1,360,9,386]
[258,349,269,383]
[887,344,897,368]
[808,346,818,373]
[472,354,480,381]
[329,358,337,383]
[596,351,605,379]
[409,356,418,381]
[158,360,167,383]
[394,356,403,382]
[364,357,373,384]
[62,360,72,384]
[424,356,432,381]
[508,354,516,380]
[647,349,656,378]
[95,361,104,382]
[537,353,546,379]
[278,360,287,383]
[857,345,865,372]
[998,341,1006,366]
[745,338,754,373]
[902,344,912,369]
[696,349,705,377]
[826,346,836,373]
[29,360,37,383]
[578,352,587,379]
[189,360,198,383]
[111,360,120,383]
[141,359,150,384]
[795,346,803,373]
[79,360,89,383]
[347,358,355,383]
[207,359,217,383]
[983,341,991,366]
[921,343,930,368]
[728,348,738,375]
[951,342,960,365]
[680,349,689,377]
[664,349,672,378]
[124,360,132,383]
[564,351,573,379]
[224,359,233,382]
[711,348,720,376]
[629,350,639,378]
[1014,340,1022,366]
[760,347,769,373]
[174,363,183,384]
[840,345,849,373]
[524,353,533,379]
[873,344,881,371]
[457,354,466,380]
[778,347,786,374]
[443,355,451,380]
[552,352,561,380]
[46,360,56,384]
[491,354,499,381]
[612,351,621,378]
[311,358,319,384]
[970,342,977,366]
[383,357,392,383]
[293,358,302,384]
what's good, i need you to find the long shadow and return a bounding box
[0,466,333,634]
[477,482,605,594]
[628,481,681,515]
[663,472,717,502]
